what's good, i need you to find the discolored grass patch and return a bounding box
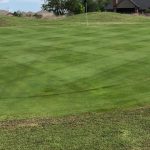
[0,107,149,150]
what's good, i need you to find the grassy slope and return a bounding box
[0,12,150,120]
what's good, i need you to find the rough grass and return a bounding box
[65,12,150,24]
[0,12,150,27]
[0,107,149,150]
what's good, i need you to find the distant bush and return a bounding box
[13,11,22,17]
[34,13,43,19]
[145,9,150,13]
[26,12,34,17]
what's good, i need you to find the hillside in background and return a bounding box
[0,12,150,27]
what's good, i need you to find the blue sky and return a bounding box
[0,0,44,12]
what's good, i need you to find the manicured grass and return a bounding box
[0,107,149,150]
[0,12,150,149]
[0,12,150,120]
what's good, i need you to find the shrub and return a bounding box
[13,11,22,17]
[34,13,43,19]
[145,9,150,13]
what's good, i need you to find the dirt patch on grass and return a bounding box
[0,106,149,129]
[0,106,149,150]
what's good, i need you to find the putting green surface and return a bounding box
[0,13,150,120]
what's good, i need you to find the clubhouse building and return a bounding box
[106,0,150,13]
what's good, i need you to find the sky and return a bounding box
[0,0,44,12]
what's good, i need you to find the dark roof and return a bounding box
[106,0,150,10]
[106,0,121,10]
[131,0,150,9]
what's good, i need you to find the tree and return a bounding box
[87,0,99,12]
[82,0,110,12]
[13,11,23,17]
[42,0,66,15]
[42,0,84,15]
[97,0,111,11]
[42,0,110,15]
[65,0,84,14]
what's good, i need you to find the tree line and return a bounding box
[42,0,110,15]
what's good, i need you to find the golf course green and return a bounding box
[0,12,150,149]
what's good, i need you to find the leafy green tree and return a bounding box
[42,0,66,15]
[87,0,99,12]
[65,0,84,14]
[42,0,110,15]
[13,11,23,17]
[43,0,84,15]
[97,0,111,11]
[82,0,110,12]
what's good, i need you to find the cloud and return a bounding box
[0,0,9,3]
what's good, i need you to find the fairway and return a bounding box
[0,13,150,120]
